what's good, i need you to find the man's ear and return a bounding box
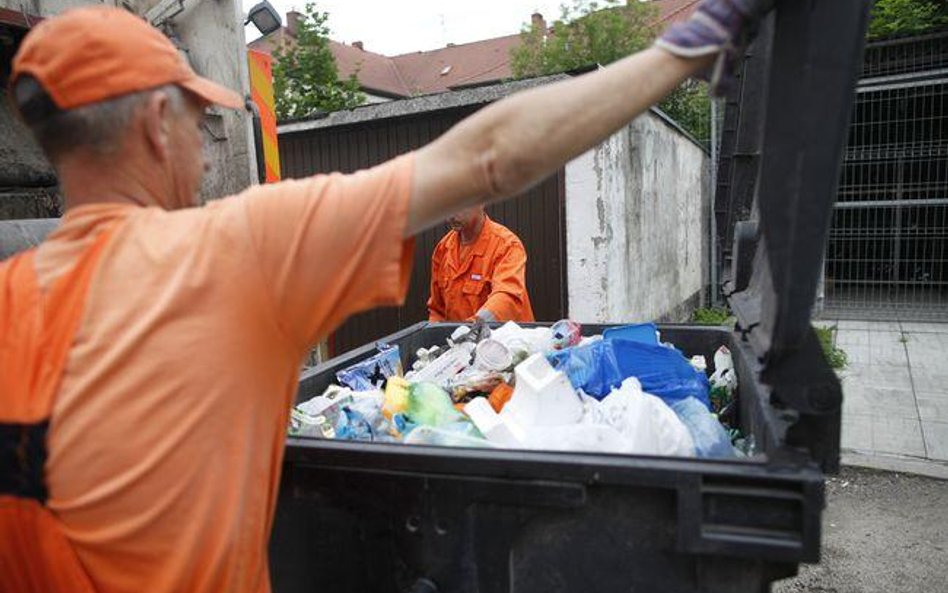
[142,91,173,162]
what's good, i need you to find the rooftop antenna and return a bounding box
[439,12,447,47]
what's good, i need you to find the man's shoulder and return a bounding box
[434,229,458,252]
[486,219,525,249]
[0,249,33,276]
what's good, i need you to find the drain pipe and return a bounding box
[709,98,720,307]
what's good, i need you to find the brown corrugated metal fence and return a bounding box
[279,107,567,355]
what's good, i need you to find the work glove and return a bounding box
[448,316,492,347]
[467,315,492,342]
[654,0,775,96]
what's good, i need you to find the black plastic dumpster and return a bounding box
[270,1,871,591]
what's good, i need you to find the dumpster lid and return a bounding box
[719,0,872,470]
[723,0,870,375]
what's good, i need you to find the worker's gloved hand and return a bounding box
[654,0,775,96]
[468,315,492,342]
[450,315,492,346]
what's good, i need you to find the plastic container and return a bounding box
[473,339,513,371]
[407,342,473,386]
[602,322,659,345]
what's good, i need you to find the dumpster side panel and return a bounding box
[271,462,806,593]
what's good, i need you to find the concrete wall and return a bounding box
[145,0,258,200]
[0,87,60,219]
[0,0,256,221]
[362,92,394,104]
[565,109,710,323]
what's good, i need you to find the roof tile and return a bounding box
[249,1,700,98]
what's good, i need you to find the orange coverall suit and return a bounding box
[0,229,113,593]
[427,216,535,323]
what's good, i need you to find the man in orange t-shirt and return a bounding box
[0,3,771,592]
[428,205,534,323]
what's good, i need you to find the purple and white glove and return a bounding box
[654,0,775,95]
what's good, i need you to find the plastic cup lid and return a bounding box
[475,339,513,370]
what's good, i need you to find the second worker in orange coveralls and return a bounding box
[427,205,535,323]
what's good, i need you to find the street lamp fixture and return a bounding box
[246,1,281,36]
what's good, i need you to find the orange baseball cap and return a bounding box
[11,5,243,111]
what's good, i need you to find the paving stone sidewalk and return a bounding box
[817,319,948,477]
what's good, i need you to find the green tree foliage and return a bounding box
[868,0,948,39]
[512,0,658,76]
[510,0,711,143]
[272,3,364,120]
[691,307,734,326]
[658,80,711,143]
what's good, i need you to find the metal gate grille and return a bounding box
[823,31,948,320]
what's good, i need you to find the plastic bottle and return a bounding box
[550,319,582,350]
[709,346,738,413]
[669,397,735,458]
[383,376,410,419]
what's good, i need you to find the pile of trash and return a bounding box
[289,320,751,458]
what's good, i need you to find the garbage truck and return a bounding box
[0,0,277,231]
[0,0,872,591]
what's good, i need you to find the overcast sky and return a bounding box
[243,0,567,56]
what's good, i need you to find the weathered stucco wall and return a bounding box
[0,0,255,221]
[566,109,710,323]
[152,0,258,200]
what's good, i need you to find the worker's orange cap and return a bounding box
[11,6,243,111]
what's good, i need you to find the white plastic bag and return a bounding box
[489,321,554,355]
[516,379,695,457]
[594,378,695,457]
[403,424,495,448]
[522,424,633,454]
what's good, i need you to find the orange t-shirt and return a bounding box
[30,155,415,593]
[427,216,534,323]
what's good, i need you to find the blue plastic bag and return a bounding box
[330,394,398,442]
[546,340,621,399]
[669,397,735,458]
[547,338,710,408]
[334,406,374,441]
